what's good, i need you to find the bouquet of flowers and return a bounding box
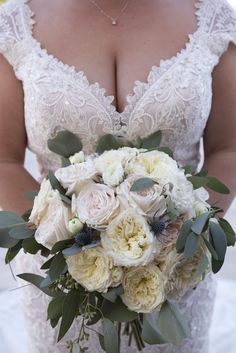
[0,130,235,353]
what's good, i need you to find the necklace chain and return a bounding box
[88,0,131,25]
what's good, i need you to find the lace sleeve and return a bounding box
[0,0,34,66]
[205,0,236,56]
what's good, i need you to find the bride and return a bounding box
[0,0,236,352]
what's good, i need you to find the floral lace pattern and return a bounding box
[0,0,236,352]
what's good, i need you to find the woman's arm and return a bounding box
[0,55,39,216]
[203,43,236,215]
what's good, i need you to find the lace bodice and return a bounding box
[0,1,236,353]
[0,0,236,178]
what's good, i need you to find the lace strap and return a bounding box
[0,0,35,55]
[196,0,236,55]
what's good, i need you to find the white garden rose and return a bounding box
[193,187,210,217]
[69,151,85,164]
[121,265,166,313]
[29,179,59,226]
[116,174,167,217]
[101,208,157,267]
[66,246,123,292]
[72,181,120,228]
[55,161,98,195]
[126,150,179,184]
[35,194,73,250]
[102,162,124,186]
[168,173,195,217]
[94,148,140,174]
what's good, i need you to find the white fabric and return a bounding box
[0,0,236,352]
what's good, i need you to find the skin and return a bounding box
[0,0,235,216]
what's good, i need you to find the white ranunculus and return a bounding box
[68,217,84,234]
[116,174,167,217]
[69,151,85,164]
[55,161,98,195]
[101,208,157,267]
[29,179,59,226]
[121,264,166,313]
[35,194,73,250]
[102,162,125,186]
[94,148,141,174]
[125,150,179,185]
[72,182,120,228]
[66,246,123,293]
[193,187,210,217]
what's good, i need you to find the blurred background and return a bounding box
[0,0,236,352]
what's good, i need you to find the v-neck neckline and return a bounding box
[19,0,205,116]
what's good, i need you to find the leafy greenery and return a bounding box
[102,297,138,322]
[130,177,156,192]
[103,319,119,353]
[96,134,123,154]
[48,130,82,158]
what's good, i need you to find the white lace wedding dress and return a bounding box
[0,0,236,352]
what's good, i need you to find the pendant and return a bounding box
[112,19,117,25]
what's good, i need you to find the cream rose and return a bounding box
[35,194,73,250]
[126,150,179,184]
[66,246,123,292]
[101,208,156,267]
[72,182,120,228]
[29,179,59,226]
[55,161,98,195]
[102,162,124,186]
[116,174,167,218]
[121,264,166,313]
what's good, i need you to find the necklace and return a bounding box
[88,0,131,26]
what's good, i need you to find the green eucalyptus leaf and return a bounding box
[62,244,82,256]
[47,171,67,195]
[209,221,227,262]
[96,134,122,154]
[0,211,24,228]
[183,164,196,175]
[98,334,106,351]
[176,220,193,252]
[47,296,65,321]
[157,147,174,158]
[102,285,124,303]
[5,241,22,264]
[140,130,162,149]
[206,177,230,194]
[49,253,67,281]
[211,258,224,274]
[130,177,156,192]
[0,229,19,248]
[22,237,42,254]
[40,275,55,288]
[48,130,82,158]
[103,318,119,353]
[41,247,51,258]
[158,301,191,346]
[58,290,81,341]
[61,157,71,168]
[187,176,209,189]
[196,167,208,177]
[9,226,35,240]
[184,232,199,258]
[21,209,32,222]
[102,297,138,322]
[201,234,219,260]
[141,313,167,345]
[41,257,54,270]
[191,211,213,235]
[24,191,38,202]
[17,273,57,297]
[218,218,236,246]
[195,254,209,277]
[51,239,74,254]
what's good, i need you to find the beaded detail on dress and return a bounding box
[0,0,235,352]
